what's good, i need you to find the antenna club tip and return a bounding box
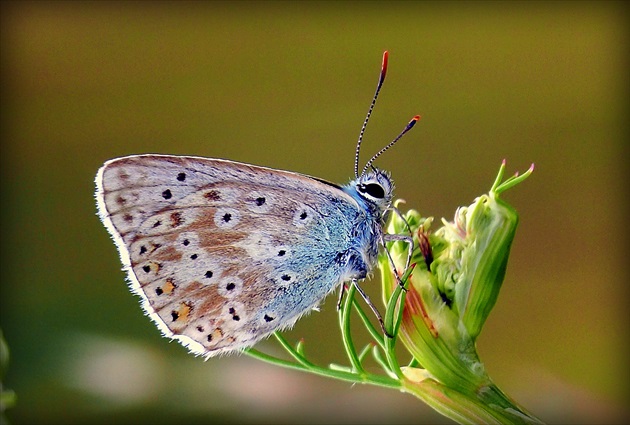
[381,51,389,78]
[406,115,420,129]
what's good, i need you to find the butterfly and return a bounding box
[95,51,419,358]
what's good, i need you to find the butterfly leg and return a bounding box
[351,279,394,339]
[387,206,434,273]
[384,204,413,235]
[336,279,393,338]
[382,205,415,286]
[336,282,348,311]
[382,233,414,289]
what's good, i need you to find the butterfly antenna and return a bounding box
[354,51,389,178]
[360,115,421,177]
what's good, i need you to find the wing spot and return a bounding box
[177,172,186,181]
[156,279,176,296]
[152,220,162,228]
[277,250,286,257]
[204,270,213,278]
[218,276,242,297]
[208,327,223,341]
[170,212,183,227]
[204,190,221,201]
[183,239,190,246]
[255,197,266,206]
[162,279,176,294]
[229,307,240,321]
[264,314,274,322]
[190,254,198,260]
[281,274,291,281]
[293,206,314,227]
[214,208,239,228]
[141,262,160,274]
[139,245,147,255]
[171,301,192,322]
[162,189,172,200]
[123,214,133,223]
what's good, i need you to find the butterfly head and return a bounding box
[351,168,394,214]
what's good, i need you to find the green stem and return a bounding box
[244,346,401,389]
[339,284,365,373]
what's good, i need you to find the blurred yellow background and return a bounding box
[1,2,627,424]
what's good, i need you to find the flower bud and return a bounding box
[380,162,539,422]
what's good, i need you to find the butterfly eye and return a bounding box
[358,183,385,199]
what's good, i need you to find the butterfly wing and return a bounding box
[96,154,372,357]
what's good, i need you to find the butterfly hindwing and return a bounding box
[96,155,368,356]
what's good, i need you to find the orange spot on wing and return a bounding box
[175,301,192,321]
[212,328,224,340]
[162,278,176,294]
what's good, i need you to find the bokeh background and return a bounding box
[1,1,628,424]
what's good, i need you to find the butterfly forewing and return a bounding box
[96,155,364,356]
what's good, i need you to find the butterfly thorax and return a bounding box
[340,168,395,281]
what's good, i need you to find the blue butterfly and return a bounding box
[95,51,418,357]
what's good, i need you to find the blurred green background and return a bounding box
[1,1,628,424]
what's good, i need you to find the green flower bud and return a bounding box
[434,161,534,340]
[380,161,540,424]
